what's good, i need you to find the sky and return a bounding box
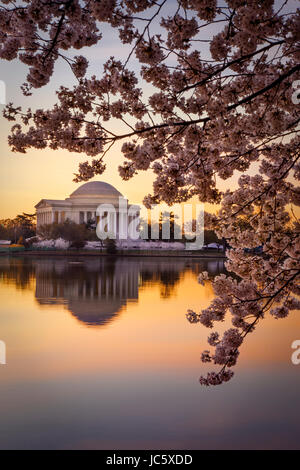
[0,0,297,219]
[0,0,235,219]
[0,28,151,218]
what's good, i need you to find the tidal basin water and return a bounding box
[0,256,299,450]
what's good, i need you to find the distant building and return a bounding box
[35,181,139,236]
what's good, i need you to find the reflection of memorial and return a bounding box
[0,257,226,327]
[35,259,139,326]
[34,258,198,325]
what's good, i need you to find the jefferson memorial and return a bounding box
[35,181,139,236]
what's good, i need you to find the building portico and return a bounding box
[35,181,139,237]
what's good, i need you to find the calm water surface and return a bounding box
[0,256,299,449]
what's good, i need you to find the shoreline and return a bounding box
[0,249,226,259]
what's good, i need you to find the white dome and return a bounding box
[70,181,123,198]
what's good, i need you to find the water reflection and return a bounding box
[35,258,139,326]
[0,256,226,326]
[0,255,299,450]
